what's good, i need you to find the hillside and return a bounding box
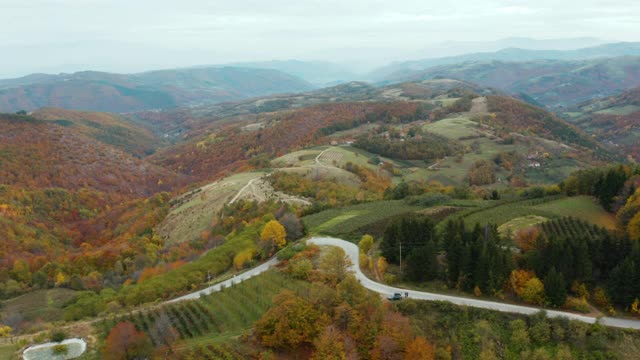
[132,78,497,141]
[566,87,640,161]
[381,57,640,108]
[150,101,427,180]
[223,60,360,86]
[0,113,186,200]
[373,42,640,81]
[149,92,606,189]
[31,108,162,157]
[0,67,313,113]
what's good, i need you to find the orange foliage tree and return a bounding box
[102,322,152,360]
[255,290,326,350]
[405,336,435,360]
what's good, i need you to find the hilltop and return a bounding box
[0,67,313,113]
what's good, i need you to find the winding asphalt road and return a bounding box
[167,236,640,330]
[308,237,640,330]
[166,257,279,303]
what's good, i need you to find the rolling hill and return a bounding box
[566,87,640,162]
[132,78,499,141]
[0,113,187,200]
[380,57,640,108]
[374,42,640,81]
[0,67,313,113]
[31,108,162,157]
[148,88,606,187]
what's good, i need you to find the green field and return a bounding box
[303,200,425,240]
[101,270,308,352]
[445,195,618,234]
[456,198,559,230]
[423,116,480,139]
[594,105,640,116]
[0,344,18,360]
[533,196,619,230]
[1,288,77,323]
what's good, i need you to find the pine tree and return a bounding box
[544,267,567,307]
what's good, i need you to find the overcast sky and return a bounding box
[1,0,639,77]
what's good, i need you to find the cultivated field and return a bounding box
[99,270,308,356]
[156,172,265,245]
[533,196,619,230]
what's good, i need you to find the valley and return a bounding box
[3,38,640,359]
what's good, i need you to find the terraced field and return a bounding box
[99,270,309,351]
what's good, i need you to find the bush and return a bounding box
[52,344,68,355]
[50,330,67,343]
[564,297,590,313]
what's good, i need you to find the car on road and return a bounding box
[387,292,403,301]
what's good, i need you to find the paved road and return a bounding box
[308,237,640,330]
[166,257,279,303]
[165,235,640,330]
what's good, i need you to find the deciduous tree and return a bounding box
[260,220,287,256]
[405,336,434,360]
[102,322,152,360]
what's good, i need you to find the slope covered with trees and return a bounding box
[569,86,640,162]
[31,108,162,157]
[0,67,313,113]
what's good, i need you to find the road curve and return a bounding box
[308,237,640,330]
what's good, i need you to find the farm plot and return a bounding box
[98,270,309,346]
[532,196,619,230]
[303,199,447,240]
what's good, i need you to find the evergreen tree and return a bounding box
[405,241,438,282]
[607,258,636,306]
[544,267,567,307]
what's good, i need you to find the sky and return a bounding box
[1,0,639,77]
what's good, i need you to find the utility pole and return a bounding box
[399,241,402,274]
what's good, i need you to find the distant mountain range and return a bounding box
[0,67,313,113]
[373,42,640,81]
[217,60,360,87]
[2,41,640,113]
[376,56,640,108]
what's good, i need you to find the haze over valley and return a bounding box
[2,1,640,359]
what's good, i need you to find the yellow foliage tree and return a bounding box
[55,272,68,287]
[0,325,11,337]
[233,248,257,270]
[260,220,287,255]
[632,299,640,315]
[359,234,374,254]
[627,212,640,241]
[509,269,535,298]
[521,277,545,305]
[377,257,388,278]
